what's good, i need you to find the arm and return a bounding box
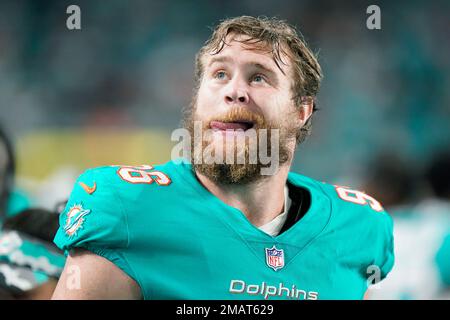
[52,249,141,300]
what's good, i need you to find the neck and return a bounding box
[196,165,291,227]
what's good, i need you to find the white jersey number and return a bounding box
[335,186,383,212]
[116,165,171,186]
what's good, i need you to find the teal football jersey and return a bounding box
[54,160,394,300]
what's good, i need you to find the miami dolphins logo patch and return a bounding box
[64,204,91,237]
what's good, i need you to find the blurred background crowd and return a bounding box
[0,0,449,299]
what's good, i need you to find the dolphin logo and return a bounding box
[64,204,91,237]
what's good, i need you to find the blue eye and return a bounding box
[215,71,226,80]
[252,74,265,83]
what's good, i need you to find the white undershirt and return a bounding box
[258,185,292,237]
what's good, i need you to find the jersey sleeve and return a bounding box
[373,211,395,280]
[53,168,132,275]
[324,183,395,283]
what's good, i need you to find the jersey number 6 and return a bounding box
[117,165,171,186]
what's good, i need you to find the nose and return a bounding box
[224,78,249,105]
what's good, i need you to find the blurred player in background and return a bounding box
[422,152,450,299]
[1,124,64,299]
[0,125,16,222]
[366,152,450,299]
[0,125,31,222]
[0,208,65,299]
[52,16,394,300]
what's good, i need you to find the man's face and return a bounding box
[187,34,309,184]
[197,35,298,130]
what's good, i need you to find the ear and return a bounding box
[299,96,314,123]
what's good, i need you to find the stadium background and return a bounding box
[0,0,449,299]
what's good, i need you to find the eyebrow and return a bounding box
[207,56,279,78]
[207,56,233,67]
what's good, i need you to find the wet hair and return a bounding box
[193,16,323,144]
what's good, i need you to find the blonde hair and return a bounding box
[192,16,323,143]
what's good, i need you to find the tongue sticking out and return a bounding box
[210,121,253,131]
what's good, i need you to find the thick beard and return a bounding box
[183,104,297,185]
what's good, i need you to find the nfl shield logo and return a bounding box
[265,246,285,271]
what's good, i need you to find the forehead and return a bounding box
[204,34,291,74]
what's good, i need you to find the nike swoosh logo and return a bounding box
[79,182,97,195]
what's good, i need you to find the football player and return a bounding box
[1,208,65,299]
[52,16,394,300]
